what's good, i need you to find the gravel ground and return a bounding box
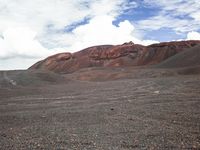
[0,75,200,149]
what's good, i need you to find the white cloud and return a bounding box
[0,27,63,59]
[37,15,159,53]
[186,31,200,40]
[0,0,128,34]
[60,16,158,51]
[137,15,190,33]
[0,26,66,69]
[0,57,42,70]
[139,0,200,33]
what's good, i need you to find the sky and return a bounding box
[0,0,200,70]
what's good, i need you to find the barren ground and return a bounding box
[0,70,200,149]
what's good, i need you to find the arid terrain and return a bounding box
[0,41,200,149]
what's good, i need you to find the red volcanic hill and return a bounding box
[29,40,200,73]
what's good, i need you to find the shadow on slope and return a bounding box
[156,44,200,68]
[154,44,200,76]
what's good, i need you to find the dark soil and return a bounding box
[0,69,200,149]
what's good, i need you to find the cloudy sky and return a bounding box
[0,0,200,70]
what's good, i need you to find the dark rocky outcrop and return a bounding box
[156,44,200,68]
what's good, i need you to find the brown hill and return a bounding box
[29,40,200,73]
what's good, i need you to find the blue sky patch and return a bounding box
[143,28,185,42]
[63,17,90,33]
[113,4,161,26]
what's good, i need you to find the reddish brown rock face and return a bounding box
[29,40,200,73]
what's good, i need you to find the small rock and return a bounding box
[154,91,160,94]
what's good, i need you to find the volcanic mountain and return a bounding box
[29,40,200,73]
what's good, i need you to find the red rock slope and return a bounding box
[29,41,200,73]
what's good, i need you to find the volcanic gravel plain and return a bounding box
[0,67,200,150]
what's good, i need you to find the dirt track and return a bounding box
[0,74,200,149]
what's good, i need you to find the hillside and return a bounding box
[157,44,200,68]
[29,40,200,73]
